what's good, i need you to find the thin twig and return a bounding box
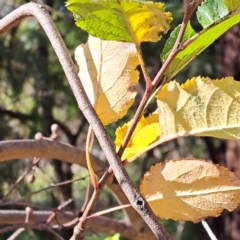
[136,44,152,87]
[6,228,25,240]
[43,225,64,240]
[0,201,62,211]
[86,127,98,189]
[2,158,40,201]
[201,219,218,240]
[87,203,131,219]
[0,225,24,234]
[17,175,90,202]
[80,176,91,213]
[0,210,138,239]
[152,0,202,88]
[0,3,167,240]
[0,139,140,227]
[46,198,73,224]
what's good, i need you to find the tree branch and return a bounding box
[0,139,152,238]
[0,210,137,239]
[0,3,169,239]
[0,139,105,171]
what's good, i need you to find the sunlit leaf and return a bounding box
[161,22,196,62]
[66,0,172,43]
[197,0,228,29]
[164,9,240,80]
[105,233,121,240]
[156,77,240,140]
[140,159,240,222]
[115,112,160,159]
[75,35,139,125]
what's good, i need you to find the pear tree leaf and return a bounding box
[164,9,240,80]
[161,22,196,62]
[115,112,160,160]
[140,159,240,222]
[156,76,240,140]
[197,0,229,29]
[66,0,172,43]
[75,35,140,125]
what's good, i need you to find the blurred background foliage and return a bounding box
[0,0,238,239]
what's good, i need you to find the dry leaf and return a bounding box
[140,159,240,222]
[156,77,240,140]
[75,35,139,125]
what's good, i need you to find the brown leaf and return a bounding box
[140,159,240,222]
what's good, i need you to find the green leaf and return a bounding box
[161,22,196,62]
[66,0,172,43]
[197,0,229,29]
[224,0,240,12]
[164,9,240,80]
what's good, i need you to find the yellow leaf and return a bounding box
[224,0,240,12]
[140,159,240,223]
[75,35,139,125]
[125,2,173,43]
[67,0,172,43]
[105,233,121,240]
[156,76,240,140]
[115,112,160,159]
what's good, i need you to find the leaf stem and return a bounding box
[70,168,113,238]
[136,44,153,88]
[86,127,99,189]
[87,203,131,219]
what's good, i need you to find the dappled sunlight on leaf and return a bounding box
[66,0,172,43]
[156,76,240,140]
[75,35,140,125]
